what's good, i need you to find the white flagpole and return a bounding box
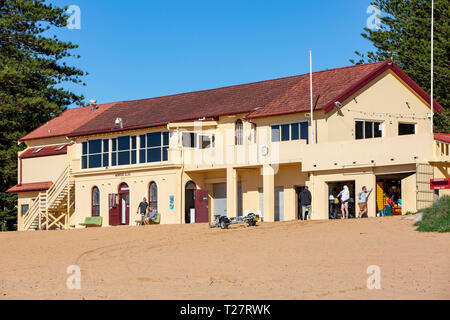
[430,0,434,134]
[310,51,314,145]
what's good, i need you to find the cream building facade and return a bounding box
[7,61,449,230]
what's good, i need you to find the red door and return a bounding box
[109,193,120,226]
[118,183,130,225]
[195,189,209,223]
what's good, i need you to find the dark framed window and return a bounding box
[92,187,100,216]
[199,134,214,149]
[82,139,109,169]
[272,122,309,143]
[235,119,243,145]
[182,132,197,148]
[291,123,299,140]
[139,132,169,163]
[149,182,158,213]
[281,124,290,141]
[355,120,383,140]
[398,123,415,136]
[111,136,137,166]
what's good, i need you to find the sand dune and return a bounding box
[0,216,449,299]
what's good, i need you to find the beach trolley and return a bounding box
[209,213,260,229]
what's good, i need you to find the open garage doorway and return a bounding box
[328,181,356,219]
[376,172,415,216]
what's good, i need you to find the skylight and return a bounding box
[32,147,44,154]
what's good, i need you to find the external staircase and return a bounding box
[21,166,75,231]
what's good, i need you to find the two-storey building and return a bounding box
[7,60,449,230]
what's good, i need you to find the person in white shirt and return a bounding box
[337,185,350,219]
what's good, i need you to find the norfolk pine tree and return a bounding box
[351,0,449,133]
[0,0,86,229]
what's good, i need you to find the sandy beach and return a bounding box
[0,216,449,300]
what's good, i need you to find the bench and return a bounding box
[136,213,161,226]
[79,216,102,227]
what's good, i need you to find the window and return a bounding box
[21,204,29,216]
[149,182,158,213]
[82,139,109,169]
[182,132,197,148]
[139,132,169,163]
[111,136,137,166]
[235,120,243,145]
[199,134,215,149]
[271,122,309,143]
[92,187,100,216]
[398,123,415,136]
[355,120,383,140]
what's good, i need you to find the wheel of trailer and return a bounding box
[248,220,256,227]
[219,220,228,229]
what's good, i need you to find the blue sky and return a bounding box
[49,0,377,107]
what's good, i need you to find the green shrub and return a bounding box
[414,196,450,233]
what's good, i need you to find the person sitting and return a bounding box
[142,208,158,225]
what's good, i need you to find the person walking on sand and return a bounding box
[299,186,312,220]
[337,185,350,219]
[137,197,148,220]
[358,186,373,218]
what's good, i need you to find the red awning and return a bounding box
[6,181,53,193]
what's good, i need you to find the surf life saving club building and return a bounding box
[8,61,450,231]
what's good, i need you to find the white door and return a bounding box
[121,197,126,224]
[213,183,227,216]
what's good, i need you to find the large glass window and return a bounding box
[272,122,309,143]
[92,187,100,216]
[111,136,137,166]
[139,132,169,163]
[82,139,109,169]
[355,120,383,140]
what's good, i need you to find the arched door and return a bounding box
[118,183,130,225]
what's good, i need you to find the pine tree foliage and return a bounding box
[351,0,449,133]
[0,0,86,228]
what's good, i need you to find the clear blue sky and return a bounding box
[48,0,376,107]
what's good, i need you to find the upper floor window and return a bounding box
[139,132,169,163]
[82,139,109,169]
[398,123,415,136]
[235,119,243,145]
[182,132,215,149]
[271,122,309,143]
[92,187,100,216]
[355,120,382,140]
[112,136,137,166]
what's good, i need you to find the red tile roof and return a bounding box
[6,181,53,193]
[19,144,68,159]
[23,61,444,139]
[19,102,118,142]
[434,133,450,144]
[68,75,303,137]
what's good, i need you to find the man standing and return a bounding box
[358,186,372,218]
[137,197,148,220]
[299,186,312,220]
